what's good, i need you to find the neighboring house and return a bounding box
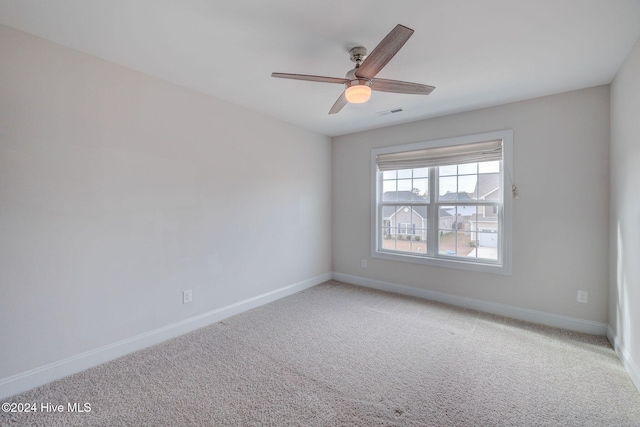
[382,191,470,239]
[469,173,500,248]
[438,209,455,231]
[440,192,476,231]
[382,191,427,240]
[383,173,501,247]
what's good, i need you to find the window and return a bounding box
[371,130,513,274]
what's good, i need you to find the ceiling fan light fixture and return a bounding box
[345,82,372,104]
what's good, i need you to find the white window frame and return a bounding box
[371,130,513,275]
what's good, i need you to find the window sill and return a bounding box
[371,249,512,275]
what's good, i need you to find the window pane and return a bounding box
[397,169,412,179]
[475,231,498,260]
[395,207,412,234]
[458,162,477,175]
[381,206,428,254]
[458,175,477,198]
[465,205,499,260]
[410,208,427,254]
[382,205,399,230]
[412,178,428,198]
[413,167,429,178]
[439,161,501,202]
[411,208,421,225]
[439,165,457,176]
[382,231,397,250]
[407,230,427,254]
[440,205,481,230]
[383,180,397,197]
[477,170,501,201]
[382,170,397,180]
[384,168,431,201]
[439,176,457,200]
[438,206,481,257]
[439,230,473,257]
[479,160,500,173]
[439,205,456,231]
[397,179,412,192]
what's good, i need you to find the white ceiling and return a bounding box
[1,1,639,137]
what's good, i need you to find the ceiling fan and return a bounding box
[272,24,435,114]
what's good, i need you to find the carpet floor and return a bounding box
[2,280,640,426]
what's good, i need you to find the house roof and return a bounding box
[475,173,501,200]
[440,173,500,201]
[439,192,474,202]
[383,191,425,203]
[382,191,427,219]
[382,191,460,221]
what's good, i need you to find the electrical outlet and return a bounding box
[577,290,588,304]
[183,290,193,304]
[361,259,367,268]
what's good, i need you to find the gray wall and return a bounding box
[333,85,610,324]
[0,25,332,380]
[610,35,640,389]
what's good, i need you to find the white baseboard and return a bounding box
[608,326,640,393]
[0,272,332,400]
[333,272,609,336]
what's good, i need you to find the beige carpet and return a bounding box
[2,280,640,426]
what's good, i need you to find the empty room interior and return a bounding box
[1,1,640,425]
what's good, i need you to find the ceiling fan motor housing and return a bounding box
[345,67,371,87]
[349,46,368,64]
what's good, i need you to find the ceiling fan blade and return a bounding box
[355,24,414,80]
[271,73,349,84]
[371,78,435,95]
[329,91,348,114]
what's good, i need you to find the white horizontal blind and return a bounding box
[376,139,502,171]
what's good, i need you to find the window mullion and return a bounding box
[427,167,437,256]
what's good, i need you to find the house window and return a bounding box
[371,130,513,275]
[399,223,413,234]
[383,220,391,235]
